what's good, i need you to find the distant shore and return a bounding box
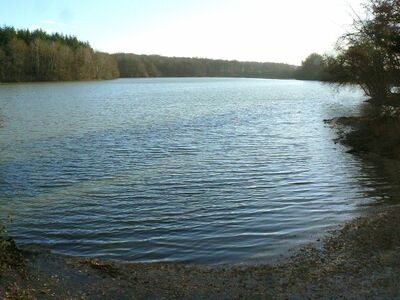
[0,76,300,85]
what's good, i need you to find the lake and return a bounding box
[0,78,393,264]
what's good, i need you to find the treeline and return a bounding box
[0,26,347,83]
[113,53,297,79]
[0,26,119,82]
[0,26,297,83]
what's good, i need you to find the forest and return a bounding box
[0,26,119,82]
[0,26,298,82]
[113,53,297,79]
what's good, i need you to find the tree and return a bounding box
[326,0,400,102]
[295,53,328,81]
[369,0,400,86]
[0,48,5,81]
[93,52,119,79]
[6,38,28,81]
[327,41,390,100]
[30,38,42,79]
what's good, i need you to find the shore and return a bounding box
[2,110,400,299]
[1,205,400,299]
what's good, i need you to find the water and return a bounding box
[0,78,394,264]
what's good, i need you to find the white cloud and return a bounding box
[28,24,55,33]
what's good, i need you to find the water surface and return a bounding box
[0,78,392,264]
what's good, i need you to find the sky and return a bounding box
[0,0,365,65]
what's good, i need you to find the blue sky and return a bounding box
[1,0,364,65]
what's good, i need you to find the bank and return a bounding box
[1,204,400,299]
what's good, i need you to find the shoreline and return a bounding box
[2,204,400,299]
[2,113,400,299]
[0,76,299,85]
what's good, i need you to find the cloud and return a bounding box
[29,24,40,31]
[29,19,78,35]
[28,24,54,34]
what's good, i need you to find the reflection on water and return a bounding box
[0,78,397,264]
[338,101,400,206]
[353,155,400,206]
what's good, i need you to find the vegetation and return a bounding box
[0,26,297,83]
[4,0,398,90]
[294,53,330,81]
[295,0,400,98]
[325,0,400,103]
[0,26,119,82]
[113,53,297,79]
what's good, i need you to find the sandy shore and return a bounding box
[1,114,400,299]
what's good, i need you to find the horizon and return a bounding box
[1,0,365,65]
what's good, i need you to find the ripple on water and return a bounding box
[0,78,386,264]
